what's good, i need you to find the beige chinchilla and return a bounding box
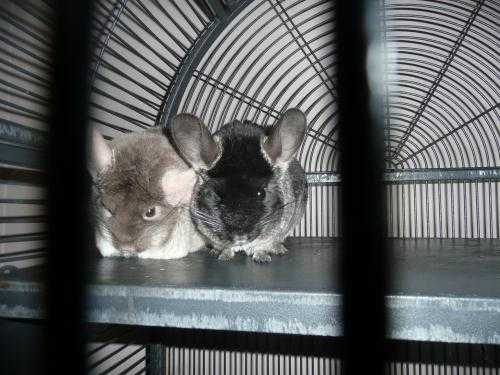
[88,127,205,259]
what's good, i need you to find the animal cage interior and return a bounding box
[0,0,499,374]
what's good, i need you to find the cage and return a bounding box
[0,0,499,374]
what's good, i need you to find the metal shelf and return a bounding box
[0,238,499,344]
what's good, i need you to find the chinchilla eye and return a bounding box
[143,205,162,221]
[256,189,266,198]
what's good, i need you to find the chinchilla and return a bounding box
[88,127,205,259]
[169,108,308,263]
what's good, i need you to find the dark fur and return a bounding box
[170,110,308,263]
[194,122,284,243]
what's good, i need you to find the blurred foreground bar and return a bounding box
[46,0,93,373]
[337,1,388,374]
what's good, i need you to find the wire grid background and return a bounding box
[1,0,498,256]
[0,0,499,374]
[85,326,500,375]
[85,0,500,239]
[0,0,49,269]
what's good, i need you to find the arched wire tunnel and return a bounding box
[88,0,499,237]
[0,1,499,374]
[0,1,498,264]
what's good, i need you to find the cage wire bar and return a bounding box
[337,1,387,374]
[46,0,93,373]
[0,0,51,273]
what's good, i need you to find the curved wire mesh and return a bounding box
[0,0,50,269]
[0,0,498,264]
[0,0,52,132]
[89,0,209,136]
[88,0,499,172]
[86,0,499,238]
[179,0,338,173]
[383,0,499,169]
[177,0,499,172]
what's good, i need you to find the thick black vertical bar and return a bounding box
[337,1,387,375]
[46,1,93,374]
[145,344,166,375]
[146,337,166,375]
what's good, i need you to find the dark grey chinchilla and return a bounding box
[170,109,308,263]
[88,128,205,259]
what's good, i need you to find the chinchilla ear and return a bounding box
[88,128,113,178]
[161,168,197,205]
[170,113,218,170]
[263,108,307,164]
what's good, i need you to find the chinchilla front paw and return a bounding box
[252,251,272,263]
[218,248,235,261]
[271,243,288,256]
[207,246,222,257]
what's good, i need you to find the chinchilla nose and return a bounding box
[113,227,134,244]
[232,235,248,245]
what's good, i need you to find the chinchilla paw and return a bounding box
[252,252,272,263]
[273,243,288,255]
[208,247,221,257]
[218,249,235,261]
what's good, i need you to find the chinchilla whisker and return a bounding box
[256,216,282,229]
[92,215,109,227]
[191,210,224,230]
[194,216,222,229]
[254,200,300,230]
[176,203,190,211]
[107,229,119,244]
[259,199,298,221]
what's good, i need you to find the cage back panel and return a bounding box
[88,0,499,238]
[85,327,500,375]
[1,1,498,266]
[0,0,49,269]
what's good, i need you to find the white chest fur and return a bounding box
[95,231,121,257]
[95,211,205,259]
[138,212,205,259]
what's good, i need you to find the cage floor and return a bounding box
[0,238,499,344]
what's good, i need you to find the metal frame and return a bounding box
[0,119,46,169]
[157,0,252,128]
[307,167,500,185]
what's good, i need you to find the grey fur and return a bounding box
[90,127,204,259]
[209,159,308,263]
[171,109,308,263]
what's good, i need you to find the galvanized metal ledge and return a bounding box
[0,238,499,344]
